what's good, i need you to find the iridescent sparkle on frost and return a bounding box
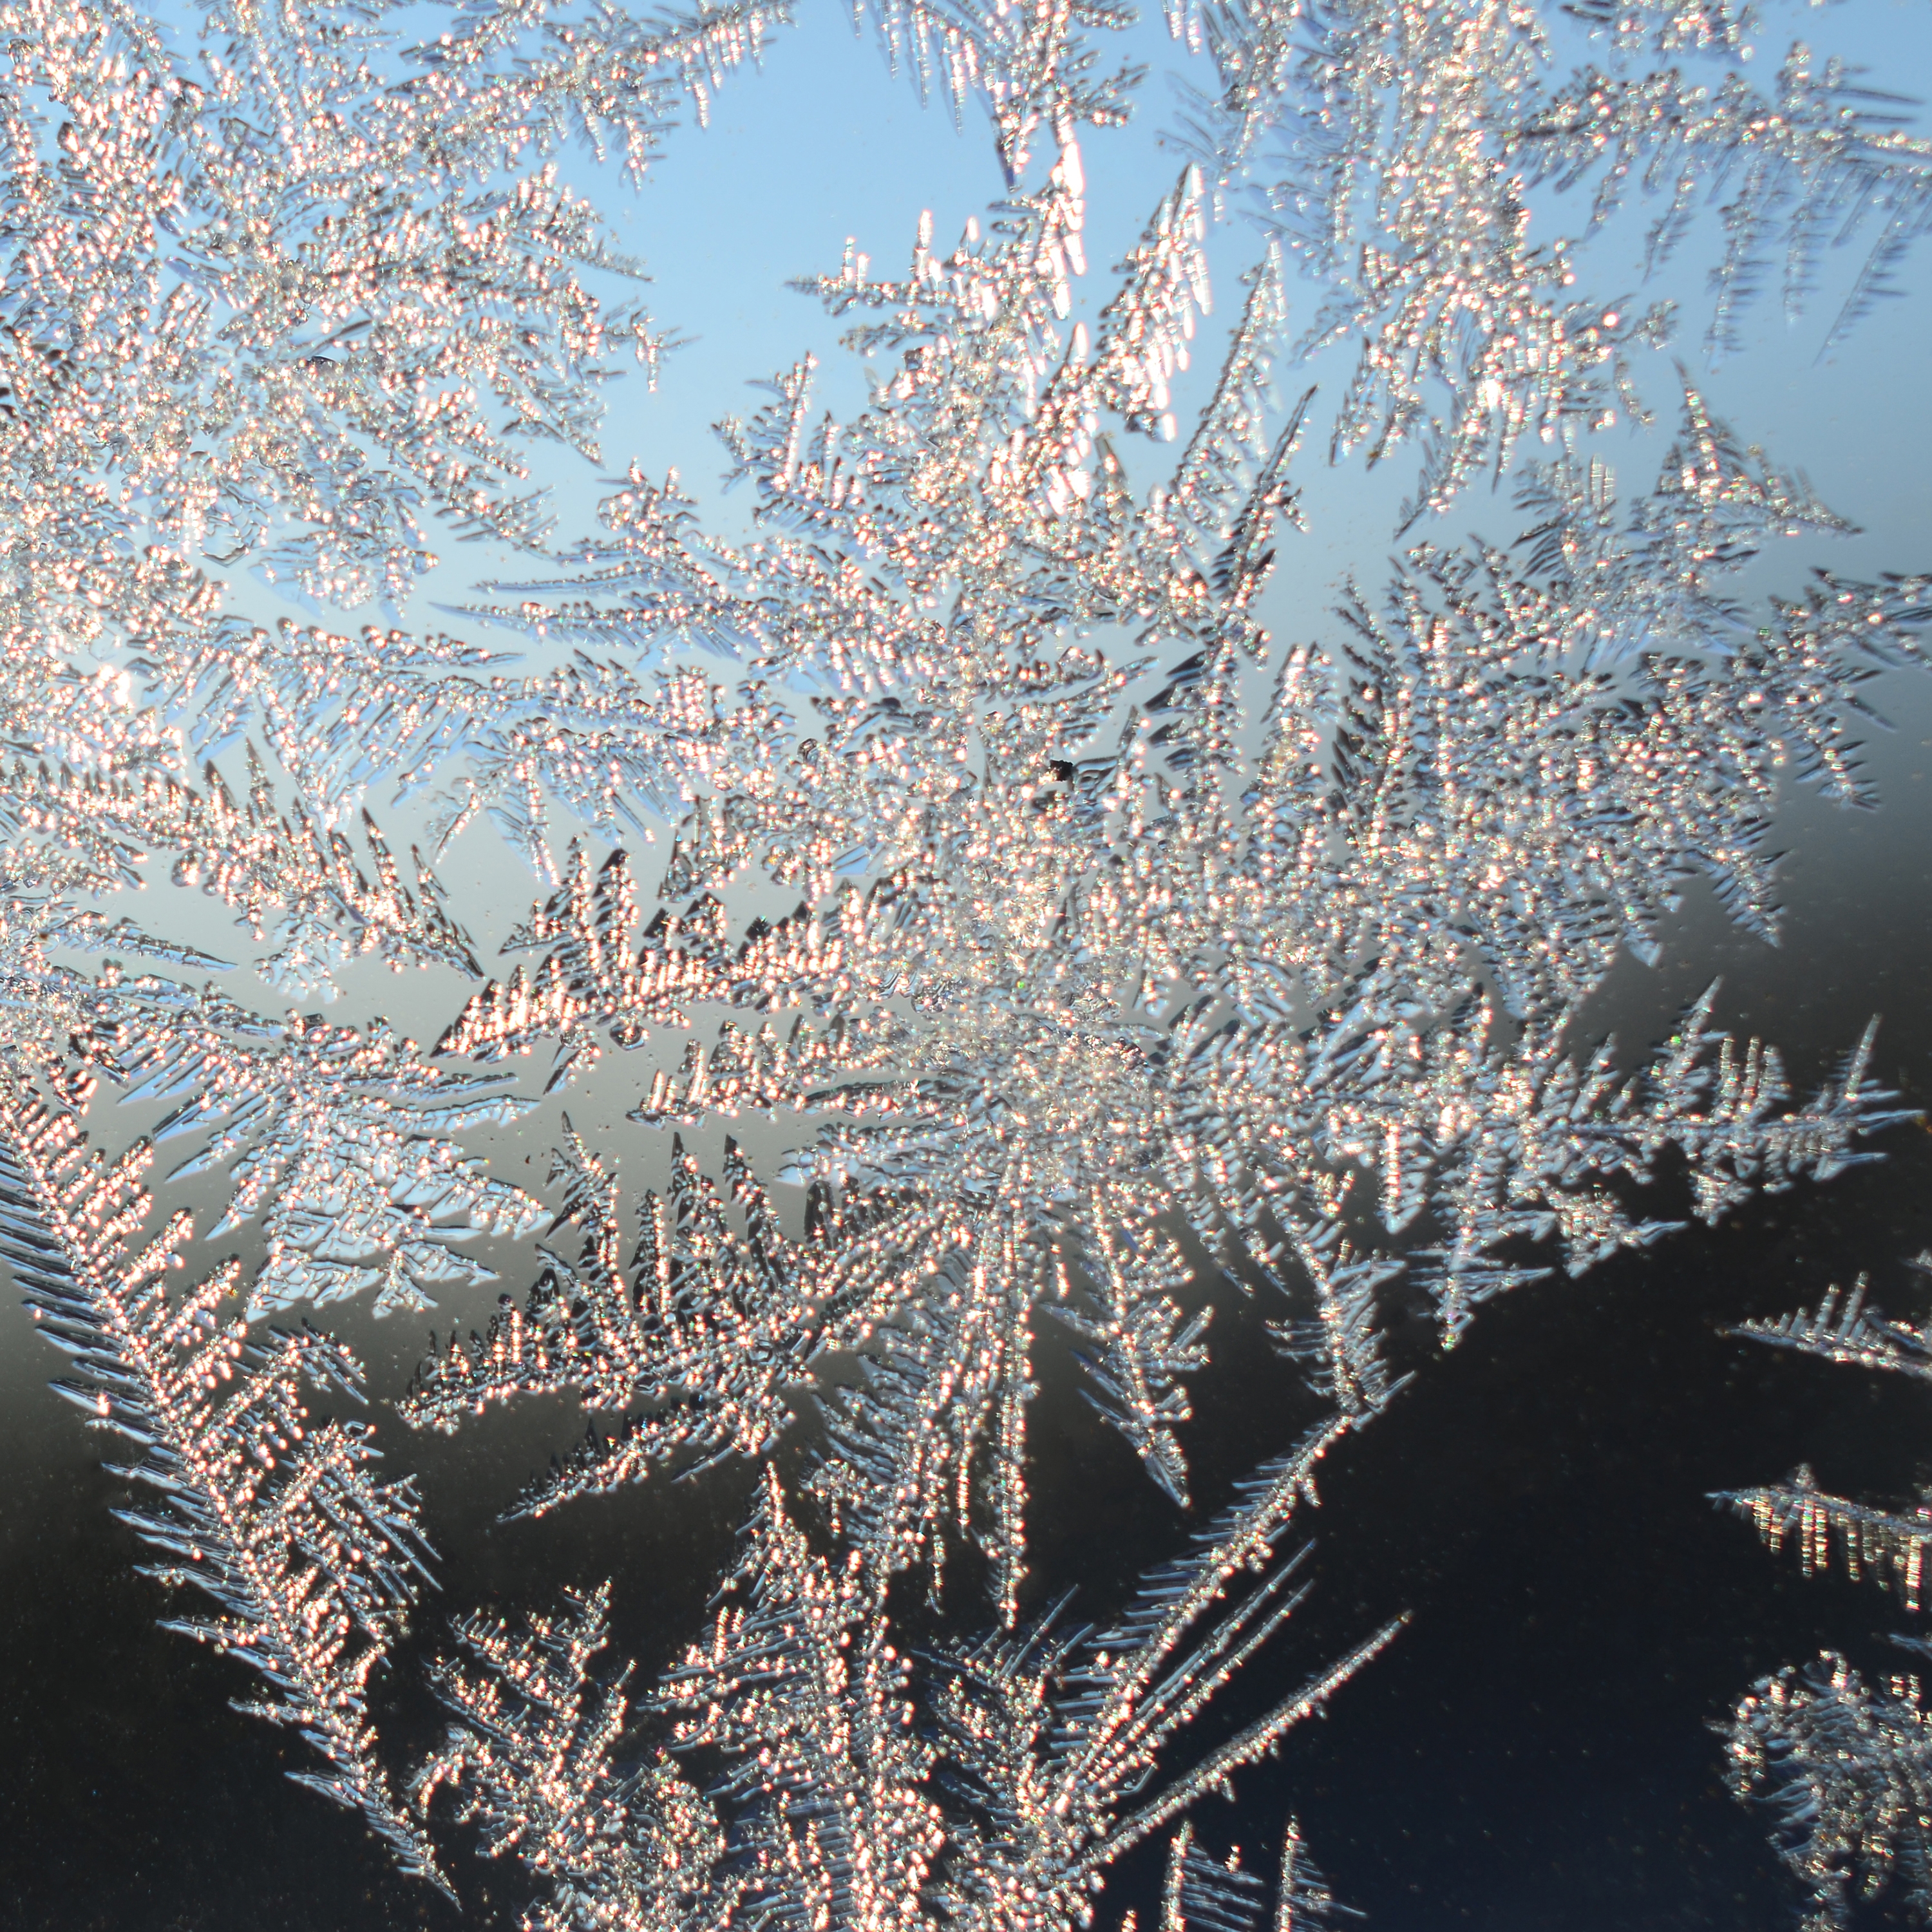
[0,0,1926,1922]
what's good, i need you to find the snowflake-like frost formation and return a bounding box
[0,0,1926,1920]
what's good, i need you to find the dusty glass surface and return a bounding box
[0,0,1929,1926]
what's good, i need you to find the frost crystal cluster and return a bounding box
[0,0,1926,1921]
[1717,1264,1932,1930]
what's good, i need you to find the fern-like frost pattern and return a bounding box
[0,0,1924,1922]
[0,1074,446,1887]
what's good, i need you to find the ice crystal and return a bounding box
[918,1417,1406,1920]
[856,0,1142,184]
[1729,1266,1932,1387]
[82,987,547,1316]
[3,750,482,994]
[414,1580,737,1932]
[0,0,787,603]
[1719,1258,1932,1926]
[147,612,790,880]
[1143,1818,1358,1932]
[417,1454,1394,1932]
[1721,1463,1932,1613]
[1724,1654,1932,1932]
[399,1122,873,1506]
[0,786,543,1314]
[0,0,1927,1917]
[1165,0,1932,517]
[431,687,1908,1597]
[0,1072,445,1888]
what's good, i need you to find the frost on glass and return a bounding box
[0,1074,446,1888]
[1164,0,1932,520]
[415,1452,1401,1931]
[1717,1259,1932,1930]
[0,0,1927,1920]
